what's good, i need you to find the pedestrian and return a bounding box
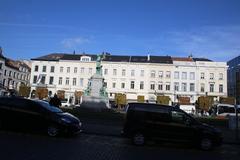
[49,93,62,108]
[201,109,204,116]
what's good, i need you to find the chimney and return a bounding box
[147,53,150,61]
[188,53,193,58]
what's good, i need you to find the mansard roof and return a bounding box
[31,53,212,63]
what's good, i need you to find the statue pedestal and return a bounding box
[81,96,110,111]
[81,73,109,110]
[89,74,104,97]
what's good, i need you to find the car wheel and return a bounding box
[132,132,145,146]
[200,137,213,150]
[47,125,59,137]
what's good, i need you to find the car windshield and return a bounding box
[35,100,63,113]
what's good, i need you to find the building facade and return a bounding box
[30,53,228,104]
[227,55,240,104]
[0,48,31,95]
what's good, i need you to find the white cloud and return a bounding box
[61,37,90,49]
[165,25,240,61]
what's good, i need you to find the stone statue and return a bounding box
[96,54,103,75]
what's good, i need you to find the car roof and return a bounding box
[217,104,235,108]
[0,96,37,104]
[127,103,173,113]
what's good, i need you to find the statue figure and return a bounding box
[96,54,103,75]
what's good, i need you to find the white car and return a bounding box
[61,99,71,108]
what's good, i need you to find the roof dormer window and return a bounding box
[80,56,91,62]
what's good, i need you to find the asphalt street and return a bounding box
[0,131,239,160]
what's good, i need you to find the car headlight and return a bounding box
[60,117,72,124]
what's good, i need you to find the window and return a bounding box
[182,83,187,92]
[201,83,205,92]
[60,67,63,73]
[219,73,223,80]
[130,81,135,89]
[150,70,155,78]
[219,84,223,93]
[190,72,195,80]
[113,69,117,76]
[140,81,144,90]
[174,71,179,79]
[81,56,91,61]
[66,77,69,85]
[80,78,84,87]
[50,66,55,73]
[67,67,70,73]
[104,69,108,75]
[34,65,39,72]
[174,82,179,91]
[74,67,77,73]
[158,83,163,90]
[33,76,38,84]
[150,82,155,90]
[40,75,46,84]
[122,69,126,76]
[4,70,7,76]
[49,76,54,85]
[171,111,186,124]
[190,83,195,92]
[166,83,170,91]
[58,77,62,85]
[210,73,214,80]
[112,82,116,88]
[210,84,214,92]
[9,71,12,77]
[182,72,187,80]
[13,72,16,78]
[89,68,93,74]
[81,67,84,73]
[0,63,2,70]
[158,71,163,78]
[140,70,144,77]
[166,71,171,78]
[201,72,205,79]
[42,66,46,72]
[73,78,76,86]
[121,83,125,89]
[131,70,135,76]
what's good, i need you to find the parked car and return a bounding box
[215,104,240,118]
[0,96,82,137]
[122,103,223,150]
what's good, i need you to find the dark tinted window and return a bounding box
[171,111,186,124]
[146,111,171,122]
[35,100,63,113]
[218,106,235,114]
[11,99,42,113]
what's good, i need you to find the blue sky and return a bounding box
[0,0,240,61]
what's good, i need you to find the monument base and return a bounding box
[81,96,110,111]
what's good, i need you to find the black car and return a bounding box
[122,103,223,150]
[0,96,82,137]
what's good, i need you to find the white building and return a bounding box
[0,49,31,95]
[30,53,227,104]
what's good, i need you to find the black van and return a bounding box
[122,103,222,150]
[0,97,82,137]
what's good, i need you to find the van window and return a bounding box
[146,112,171,122]
[218,105,235,114]
[171,111,185,124]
